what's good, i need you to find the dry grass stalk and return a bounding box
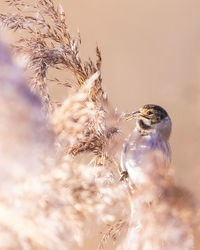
[99,220,128,250]
[0,0,103,112]
[118,152,200,250]
[0,1,129,249]
[0,1,200,250]
[0,38,129,249]
[0,0,121,161]
[53,71,121,160]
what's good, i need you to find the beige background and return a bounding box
[66,0,200,193]
[61,0,200,195]
[2,0,200,192]
[1,0,200,249]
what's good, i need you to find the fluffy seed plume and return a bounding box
[0,1,200,250]
[0,0,103,112]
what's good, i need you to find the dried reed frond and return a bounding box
[0,0,103,113]
[0,0,123,168]
[0,156,128,249]
[1,1,200,250]
[0,0,121,161]
[53,71,121,161]
[0,37,129,249]
[118,152,200,250]
[99,220,128,250]
[0,7,128,248]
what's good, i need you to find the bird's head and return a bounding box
[132,104,172,138]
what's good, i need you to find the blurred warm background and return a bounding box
[2,0,200,192]
[1,0,200,249]
[57,0,200,196]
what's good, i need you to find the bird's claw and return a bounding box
[120,171,128,181]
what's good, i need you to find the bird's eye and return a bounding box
[147,111,153,115]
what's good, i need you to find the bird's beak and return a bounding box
[131,110,140,118]
[122,110,140,120]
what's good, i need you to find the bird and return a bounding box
[121,104,172,188]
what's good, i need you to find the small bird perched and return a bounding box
[121,104,172,187]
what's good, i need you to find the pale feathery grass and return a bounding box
[117,152,200,250]
[99,153,200,250]
[0,39,129,249]
[0,1,129,249]
[0,1,200,250]
[0,0,103,113]
[0,37,54,182]
[53,71,121,161]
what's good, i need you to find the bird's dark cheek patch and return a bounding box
[151,116,161,124]
[139,119,151,130]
